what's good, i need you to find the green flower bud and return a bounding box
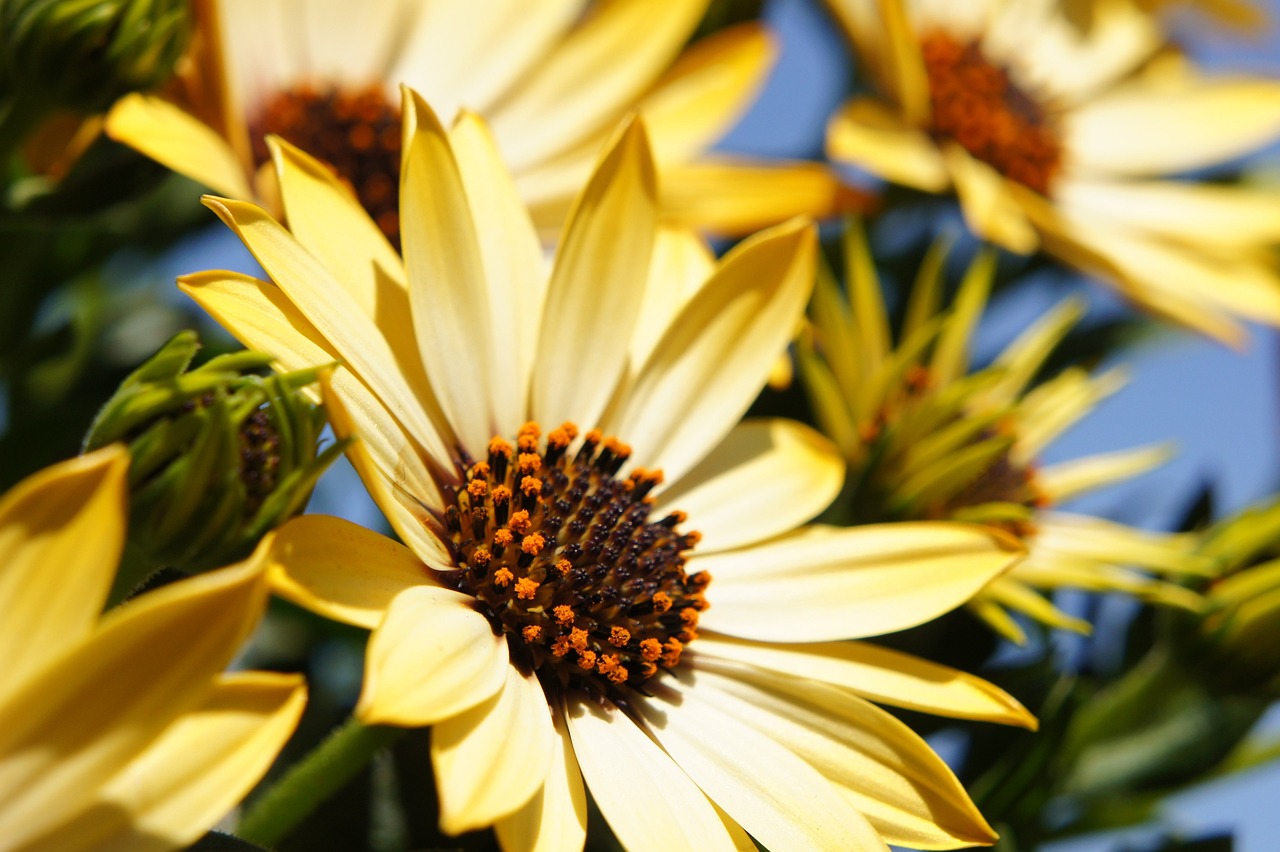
[84,331,344,596]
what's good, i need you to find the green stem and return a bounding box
[237,716,404,849]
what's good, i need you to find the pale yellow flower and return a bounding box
[798,231,1214,642]
[106,0,850,241]
[826,0,1280,344]
[0,445,306,852]
[181,91,1034,849]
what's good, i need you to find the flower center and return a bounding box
[437,422,708,701]
[249,84,403,246]
[920,32,1061,195]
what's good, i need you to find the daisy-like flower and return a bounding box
[797,229,1213,642]
[181,90,1034,849]
[105,0,851,243]
[0,445,306,852]
[825,0,1280,344]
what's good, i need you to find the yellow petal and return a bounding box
[826,99,950,191]
[0,446,128,697]
[488,0,706,171]
[654,419,844,555]
[32,673,306,852]
[608,218,816,485]
[981,576,1092,634]
[679,665,999,849]
[696,522,1023,642]
[878,0,931,125]
[1031,512,1212,575]
[1013,367,1125,463]
[105,94,251,198]
[1038,444,1172,503]
[1065,77,1280,177]
[944,145,1039,254]
[564,698,744,851]
[356,586,508,727]
[0,553,269,846]
[201,196,452,467]
[267,515,433,630]
[635,669,886,851]
[978,296,1086,408]
[432,664,555,834]
[532,117,657,430]
[400,89,516,456]
[494,707,587,852]
[659,157,854,236]
[693,635,1037,728]
[629,225,717,369]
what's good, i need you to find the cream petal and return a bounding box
[0,446,127,698]
[944,145,1038,254]
[692,635,1036,728]
[104,95,252,198]
[487,0,706,171]
[0,555,268,847]
[654,419,844,554]
[696,522,1023,642]
[201,196,454,467]
[433,665,556,835]
[1064,77,1280,177]
[564,697,743,851]
[289,0,419,87]
[1031,513,1212,575]
[30,673,306,852]
[401,90,516,457]
[678,664,1000,849]
[635,669,887,850]
[607,218,816,486]
[1037,445,1172,504]
[267,515,435,630]
[826,98,949,192]
[494,705,588,852]
[356,586,508,728]
[629,225,717,370]
[531,118,657,431]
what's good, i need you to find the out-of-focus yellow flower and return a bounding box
[1066,0,1266,31]
[105,0,854,242]
[0,445,306,852]
[797,227,1213,643]
[181,92,1033,849]
[825,0,1280,344]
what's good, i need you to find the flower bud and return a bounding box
[84,331,343,586]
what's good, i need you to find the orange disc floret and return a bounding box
[493,528,514,548]
[517,452,542,474]
[551,636,571,658]
[487,436,513,459]
[467,478,488,500]
[652,592,673,614]
[491,484,511,504]
[679,607,699,627]
[597,654,628,684]
[522,625,542,642]
[639,638,663,661]
[493,567,514,588]
[508,509,532,535]
[661,638,684,667]
[553,558,572,576]
[520,476,542,497]
[568,628,590,652]
[515,577,539,600]
[609,626,631,647]
[554,605,575,626]
[471,548,492,568]
[521,532,546,555]
[577,650,598,671]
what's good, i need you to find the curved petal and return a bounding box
[267,515,433,630]
[494,706,588,852]
[607,218,816,486]
[30,673,306,852]
[826,98,949,191]
[432,664,556,834]
[532,118,657,431]
[635,669,886,851]
[671,665,998,850]
[692,635,1036,729]
[400,90,517,456]
[564,698,743,851]
[629,225,717,369]
[0,446,128,697]
[0,554,269,847]
[105,95,251,198]
[1037,444,1172,504]
[944,145,1038,254]
[655,419,844,555]
[696,522,1024,642]
[356,585,508,728]
[1065,77,1280,177]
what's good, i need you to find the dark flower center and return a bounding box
[920,32,1062,195]
[250,84,403,246]
[437,422,708,702]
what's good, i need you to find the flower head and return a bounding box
[106,0,855,242]
[825,0,1280,344]
[184,92,1033,848]
[797,226,1213,642]
[0,446,305,851]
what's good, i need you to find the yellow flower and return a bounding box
[798,228,1214,643]
[182,91,1034,848]
[1067,0,1265,30]
[105,0,850,241]
[825,0,1280,344]
[0,445,306,852]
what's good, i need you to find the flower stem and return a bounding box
[237,716,404,848]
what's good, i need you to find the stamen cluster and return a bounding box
[920,32,1062,195]
[250,84,403,243]
[438,422,708,700]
